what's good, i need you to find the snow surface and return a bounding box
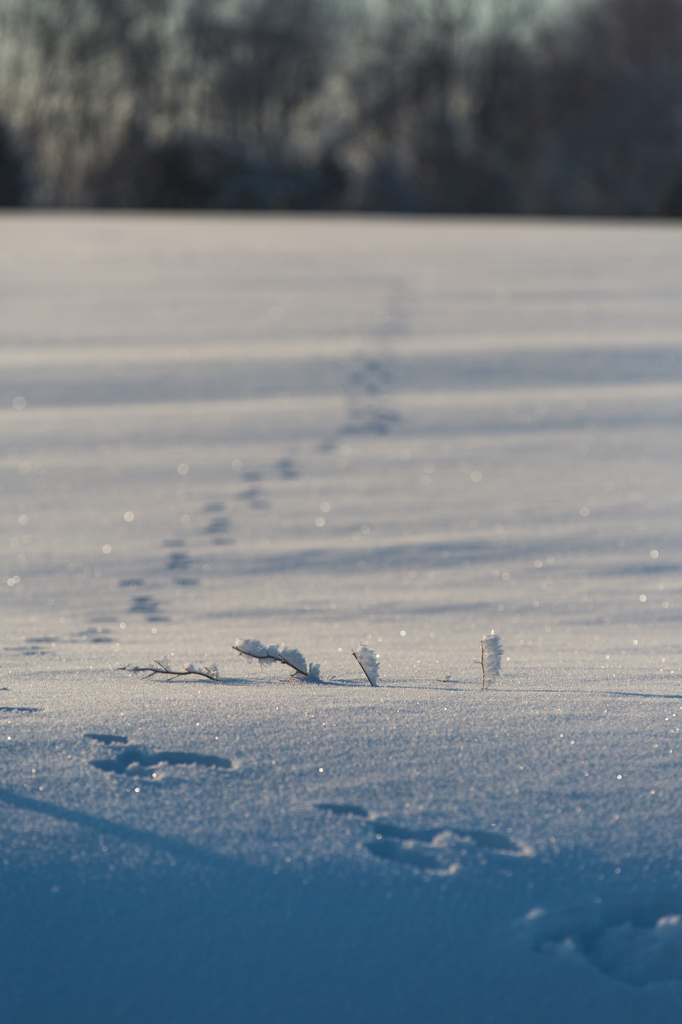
[1,212,682,1022]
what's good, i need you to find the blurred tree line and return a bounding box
[1,0,682,214]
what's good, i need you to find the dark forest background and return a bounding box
[1,0,682,214]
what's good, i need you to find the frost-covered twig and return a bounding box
[480,632,503,690]
[352,643,379,687]
[117,659,220,682]
[232,637,309,679]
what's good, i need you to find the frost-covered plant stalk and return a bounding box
[233,637,310,679]
[117,659,219,682]
[480,632,503,690]
[353,643,379,687]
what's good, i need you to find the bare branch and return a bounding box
[117,662,220,682]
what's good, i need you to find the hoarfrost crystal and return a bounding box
[353,643,380,686]
[233,638,308,677]
[481,632,503,689]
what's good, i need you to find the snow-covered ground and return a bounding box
[1,213,681,1022]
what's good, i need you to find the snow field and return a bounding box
[1,214,682,1021]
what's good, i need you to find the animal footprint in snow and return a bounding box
[366,822,459,874]
[369,823,532,872]
[166,552,192,571]
[527,895,682,986]
[367,838,450,871]
[204,516,230,535]
[84,732,128,744]
[81,627,115,644]
[449,827,532,855]
[316,804,532,873]
[316,802,369,818]
[86,736,232,779]
[276,459,299,479]
[4,637,53,656]
[129,595,160,616]
[127,595,170,623]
